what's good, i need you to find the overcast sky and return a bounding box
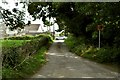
[0,0,59,32]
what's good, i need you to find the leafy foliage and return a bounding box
[1,40,29,47]
[2,35,53,78]
[57,2,120,64]
[94,47,120,63]
[1,2,120,46]
[1,2,120,65]
[2,47,47,78]
[1,8,25,31]
[28,2,57,23]
[65,35,120,64]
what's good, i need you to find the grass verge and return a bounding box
[65,35,120,65]
[2,34,53,79]
[0,40,30,47]
[2,47,47,78]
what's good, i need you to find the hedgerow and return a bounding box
[65,35,120,64]
[2,35,53,78]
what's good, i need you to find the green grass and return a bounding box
[2,47,47,78]
[2,35,53,78]
[65,35,120,63]
[0,40,30,47]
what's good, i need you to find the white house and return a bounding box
[23,24,42,36]
[0,22,44,37]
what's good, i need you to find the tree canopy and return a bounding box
[1,2,120,47]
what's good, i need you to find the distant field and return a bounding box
[0,40,30,47]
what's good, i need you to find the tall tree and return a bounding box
[1,2,120,46]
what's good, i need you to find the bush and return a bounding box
[4,34,49,40]
[2,36,51,68]
[2,47,23,68]
[2,47,47,78]
[2,35,53,78]
[65,35,86,54]
[65,35,120,64]
[4,35,34,40]
[1,40,29,47]
[2,67,18,78]
[94,47,120,63]
[64,35,74,48]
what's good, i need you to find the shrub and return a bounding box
[2,67,18,78]
[4,34,53,40]
[2,47,47,78]
[82,45,97,54]
[1,40,29,47]
[2,46,23,68]
[64,35,74,49]
[4,35,34,40]
[65,35,87,54]
[2,36,52,68]
[65,35,120,64]
[2,35,53,78]
[94,47,120,63]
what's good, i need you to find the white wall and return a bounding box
[6,28,18,35]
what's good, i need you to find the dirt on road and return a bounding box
[31,40,119,79]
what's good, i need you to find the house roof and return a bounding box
[24,24,40,31]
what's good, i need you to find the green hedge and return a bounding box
[2,35,53,78]
[1,40,30,47]
[4,35,34,40]
[4,34,51,40]
[2,47,47,78]
[65,35,120,64]
[2,36,51,68]
[94,47,120,63]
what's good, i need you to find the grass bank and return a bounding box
[2,47,47,78]
[0,40,30,47]
[2,34,53,79]
[65,35,120,65]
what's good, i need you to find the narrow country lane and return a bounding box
[31,40,119,79]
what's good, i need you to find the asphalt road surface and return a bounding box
[31,40,119,79]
